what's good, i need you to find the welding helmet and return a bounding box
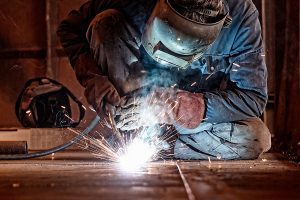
[15,78,85,128]
[141,0,231,69]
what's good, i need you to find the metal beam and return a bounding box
[46,0,59,78]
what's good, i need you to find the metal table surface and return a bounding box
[0,152,299,200]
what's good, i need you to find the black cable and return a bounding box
[0,115,100,160]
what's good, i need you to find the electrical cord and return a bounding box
[0,115,100,160]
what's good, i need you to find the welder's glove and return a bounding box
[116,88,206,131]
[84,74,121,117]
[115,88,176,130]
[75,52,121,117]
[173,90,206,128]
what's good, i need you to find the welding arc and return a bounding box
[0,116,100,160]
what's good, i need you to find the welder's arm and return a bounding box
[203,52,267,123]
[56,1,95,70]
[176,9,267,134]
[57,0,123,71]
[116,88,206,130]
[57,1,122,115]
[203,9,268,124]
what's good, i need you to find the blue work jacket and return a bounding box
[57,0,268,127]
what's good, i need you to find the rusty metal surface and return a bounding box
[0,58,47,127]
[0,0,88,128]
[58,0,87,21]
[177,154,300,200]
[0,141,27,154]
[177,162,240,200]
[0,152,299,200]
[57,0,88,47]
[0,0,46,50]
[0,153,187,200]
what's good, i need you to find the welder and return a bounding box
[57,0,271,160]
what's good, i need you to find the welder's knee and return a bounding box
[174,118,271,160]
[238,118,272,159]
[86,9,127,45]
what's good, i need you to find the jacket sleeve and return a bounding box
[57,0,120,87]
[203,9,268,123]
[57,1,95,68]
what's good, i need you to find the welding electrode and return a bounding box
[0,141,28,155]
[108,110,126,148]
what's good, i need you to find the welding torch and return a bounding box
[108,108,126,149]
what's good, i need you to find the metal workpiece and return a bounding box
[108,111,126,149]
[0,141,28,155]
[0,152,299,200]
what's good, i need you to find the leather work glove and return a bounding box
[84,74,121,116]
[75,52,121,117]
[116,87,206,131]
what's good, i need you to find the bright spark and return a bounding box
[233,63,241,67]
[191,82,197,87]
[205,72,215,80]
[66,95,178,172]
[118,138,157,172]
[171,84,177,88]
[64,114,75,122]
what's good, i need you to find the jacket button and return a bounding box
[210,66,215,71]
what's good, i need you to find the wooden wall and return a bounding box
[0,0,46,127]
[0,0,87,127]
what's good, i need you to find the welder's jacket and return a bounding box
[57,0,268,124]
